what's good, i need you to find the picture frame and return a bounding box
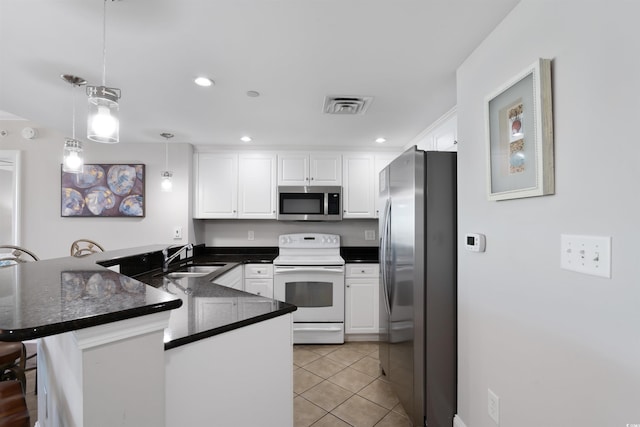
[61,164,145,217]
[485,58,554,201]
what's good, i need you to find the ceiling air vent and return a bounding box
[323,96,373,115]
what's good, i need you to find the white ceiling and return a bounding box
[0,0,519,149]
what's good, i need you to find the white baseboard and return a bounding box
[453,414,468,427]
[344,333,381,342]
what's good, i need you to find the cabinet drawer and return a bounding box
[346,263,379,278]
[244,278,274,298]
[244,264,273,278]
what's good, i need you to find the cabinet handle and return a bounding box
[361,270,365,273]
[272,210,275,213]
[346,284,350,288]
[311,177,314,180]
[233,210,237,213]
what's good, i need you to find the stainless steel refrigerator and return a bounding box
[379,146,457,427]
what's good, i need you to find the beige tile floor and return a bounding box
[294,342,411,427]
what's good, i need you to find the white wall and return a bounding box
[0,120,193,259]
[456,1,640,426]
[200,219,378,247]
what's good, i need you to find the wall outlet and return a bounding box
[488,389,499,425]
[248,230,255,241]
[173,226,182,239]
[364,230,376,241]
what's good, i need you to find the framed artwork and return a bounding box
[485,58,554,201]
[61,164,145,217]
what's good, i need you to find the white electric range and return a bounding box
[273,233,345,344]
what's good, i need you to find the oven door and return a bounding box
[273,265,345,322]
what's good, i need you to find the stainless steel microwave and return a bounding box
[277,186,342,221]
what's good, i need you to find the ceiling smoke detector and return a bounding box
[323,96,373,115]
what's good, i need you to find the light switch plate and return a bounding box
[561,234,611,278]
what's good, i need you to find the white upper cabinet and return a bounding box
[414,108,457,152]
[342,154,375,218]
[374,153,398,218]
[238,153,277,219]
[194,153,238,219]
[432,114,457,152]
[278,152,342,186]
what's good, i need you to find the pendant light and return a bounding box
[160,132,174,192]
[62,74,87,173]
[87,0,121,143]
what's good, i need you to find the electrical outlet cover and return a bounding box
[488,388,499,425]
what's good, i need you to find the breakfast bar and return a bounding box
[0,245,296,427]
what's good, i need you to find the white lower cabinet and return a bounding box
[214,265,244,290]
[244,263,273,298]
[345,263,379,335]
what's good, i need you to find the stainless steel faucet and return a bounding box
[162,243,193,272]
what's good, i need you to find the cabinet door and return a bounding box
[244,279,273,298]
[345,278,379,334]
[278,153,309,186]
[194,153,238,218]
[238,154,277,219]
[374,153,398,218]
[195,298,237,329]
[432,114,457,152]
[310,153,342,185]
[214,265,243,290]
[342,154,375,218]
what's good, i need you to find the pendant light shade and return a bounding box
[87,86,120,143]
[63,138,84,173]
[160,170,173,192]
[61,74,86,174]
[88,0,121,143]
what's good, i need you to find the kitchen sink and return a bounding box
[165,264,225,278]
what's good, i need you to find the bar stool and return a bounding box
[0,246,39,393]
[70,239,105,257]
[0,246,38,266]
[0,380,30,427]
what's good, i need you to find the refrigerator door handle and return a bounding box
[380,198,392,316]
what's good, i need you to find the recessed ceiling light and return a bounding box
[194,77,214,87]
[240,136,252,142]
[375,137,386,143]
[246,90,260,98]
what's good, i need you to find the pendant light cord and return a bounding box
[102,0,107,86]
[71,83,76,139]
[165,141,169,170]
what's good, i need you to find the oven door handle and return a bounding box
[274,266,345,274]
[293,326,343,332]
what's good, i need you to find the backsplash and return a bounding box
[197,219,379,247]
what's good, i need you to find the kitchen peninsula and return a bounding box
[0,245,296,427]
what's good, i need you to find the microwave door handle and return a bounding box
[324,192,329,216]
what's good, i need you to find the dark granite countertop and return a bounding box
[0,245,182,342]
[341,246,379,263]
[136,261,294,350]
[0,245,295,349]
